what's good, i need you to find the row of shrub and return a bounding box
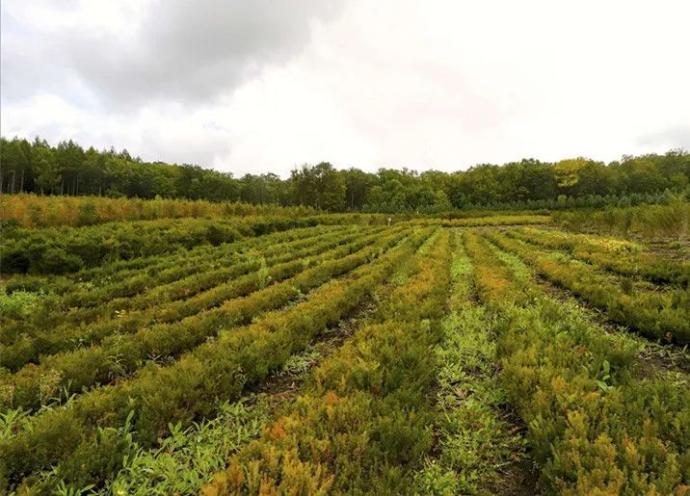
[0,228,409,411]
[1,193,319,228]
[0,194,396,229]
[510,227,690,286]
[486,231,690,345]
[58,225,356,308]
[0,226,344,340]
[2,226,366,336]
[66,227,374,318]
[0,226,355,337]
[63,225,343,286]
[414,237,527,494]
[2,224,354,297]
[67,224,352,294]
[0,228,430,491]
[1,215,363,275]
[2,219,238,274]
[203,231,452,495]
[464,231,690,494]
[411,214,550,228]
[0,228,392,372]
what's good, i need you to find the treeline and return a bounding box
[2,136,689,212]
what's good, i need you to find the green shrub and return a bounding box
[466,230,690,494]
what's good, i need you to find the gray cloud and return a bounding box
[0,9,68,103]
[3,0,690,174]
[637,125,690,151]
[1,0,344,109]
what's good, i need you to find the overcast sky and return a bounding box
[2,0,689,177]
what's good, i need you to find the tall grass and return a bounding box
[554,201,690,240]
[0,194,318,227]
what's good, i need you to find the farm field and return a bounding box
[1,203,689,495]
[4,0,690,492]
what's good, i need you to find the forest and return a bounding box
[1,136,689,212]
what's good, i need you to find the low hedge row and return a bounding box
[0,226,359,345]
[414,236,526,494]
[0,228,431,491]
[203,231,452,495]
[0,228,383,370]
[465,231,690,494]
[486,231,690,345]
[59,225,356,309]
[1,228,409,411]
[509,227,690,287]
[1,216,336,275]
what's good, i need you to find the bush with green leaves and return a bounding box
[509,226,690,286]
[553,200,690,240]
[0,215,354,275]
[0,227,383,370]
[486,230,690,344]
[0,228,430,491]
[203,231,451,495]
[465,231,690,494]
[0,228,409,412]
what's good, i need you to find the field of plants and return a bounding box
[1,197,689,495]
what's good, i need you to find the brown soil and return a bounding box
[247,298,377,411]
[492,405,542,496]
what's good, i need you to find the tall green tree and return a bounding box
[290,162,346,211]
[32,143,61,195]
[1,135,689,210]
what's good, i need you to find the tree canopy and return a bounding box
[1,136,688,212]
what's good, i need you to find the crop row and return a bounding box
[410,214,550,228]
[0,228,430,491]
[62,224,350,287]
[414,237,527,494]
[509,227,690,286]
[1,228,391,375]
[0,226,357,337]
[0,228,366,344]
[485,231,690,345]
[0,215,350,275]
[464,231,690,494]
[58,224,356,309]
[204,230,451,495]
[72,227,380,318]
[75,232,426,494]
[5,226,374,341]
[1,227,409,411]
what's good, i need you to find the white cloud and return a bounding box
[2,0,689,176]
